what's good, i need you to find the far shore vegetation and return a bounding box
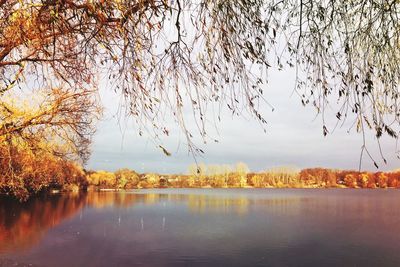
[2,156,400,201]
[79,164,400,191]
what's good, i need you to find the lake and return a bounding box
[1,189,400,266]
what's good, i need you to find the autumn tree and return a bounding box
[376,172,388,188]
[0,87,99,199]
[0,1,399,164]
[188,163,207,187]
[325,169,337,187]
[250,174,264,188]
[387,172,400,188]
[87,170,116,188]
[0,88,100,162]
[358,173,370,188]
[228,162,248,187]
[115,168,140,189]
[299,168,321,186]
[139,173,160,188]
[366,173,377,189]
[220,164,231,187]
[344,173,358,188]
[265,166,300,187]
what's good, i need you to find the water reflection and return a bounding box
[0,193,86,253]
[1,189,400,267]
[0,192,299,251]
[0,191,305,253]
[0,190,261,251]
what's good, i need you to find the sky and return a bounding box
[87,68,400,174]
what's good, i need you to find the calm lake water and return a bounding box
[1,189,400,267]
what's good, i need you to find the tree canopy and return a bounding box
[0,0,399,164]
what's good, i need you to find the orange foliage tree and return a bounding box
[0,0,399,159]
[0,88,100,200]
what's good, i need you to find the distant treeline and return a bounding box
[2,160,400,201]
[86,163,400,190]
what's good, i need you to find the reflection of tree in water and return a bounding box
[0,192,165,253]
[0,191,288,251]
[85,192,140,208]
[0,191,349,252]
[126,193,306,215]
[4,191,398,254]
[184,195,305,215]
[0,193,86,253]
[186,195,250,215]
[0,192,145,253]
[1,191,368,254]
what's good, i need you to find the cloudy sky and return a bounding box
[87,68,400,174]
